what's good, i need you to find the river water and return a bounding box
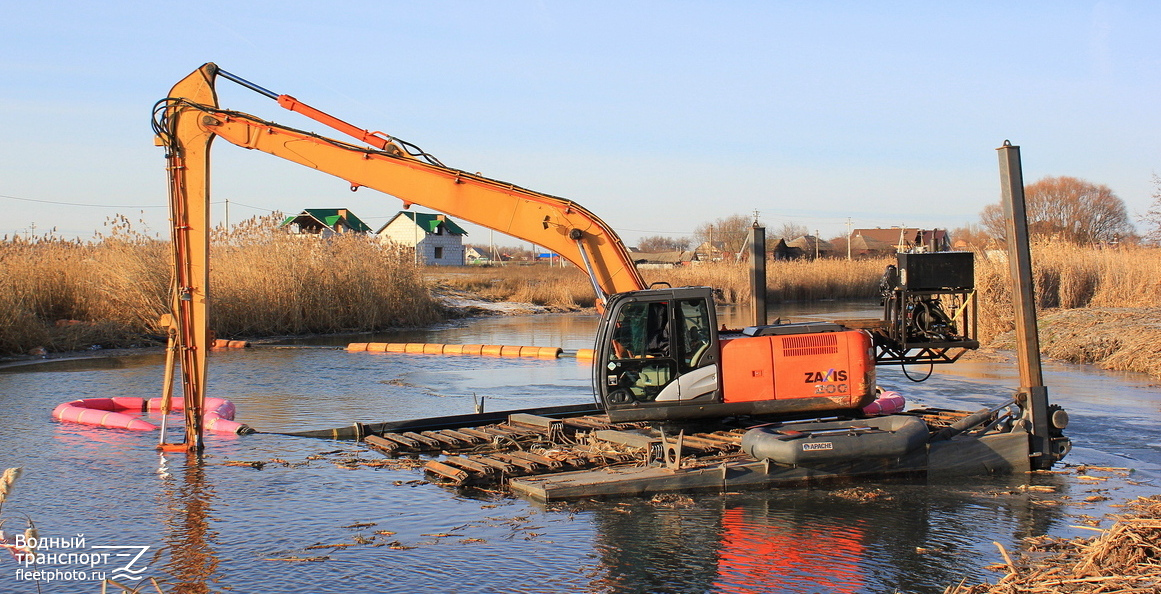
[1,307,1159,593]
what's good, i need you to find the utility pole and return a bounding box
[846,217,852,260]
[814,229,819,260]
[225,198,230,228]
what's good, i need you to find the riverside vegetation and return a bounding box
[0,215,440,355]
[438,243,1161,379]
[1,219,1159,378]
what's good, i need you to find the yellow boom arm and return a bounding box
[155,63,646,448]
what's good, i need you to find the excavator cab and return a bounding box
[595,287,878,423]
[595,287,722,422]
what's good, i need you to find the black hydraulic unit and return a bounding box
[873,250,979,366]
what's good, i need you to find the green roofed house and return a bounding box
[279,208,372,237]
[376,211,467,266]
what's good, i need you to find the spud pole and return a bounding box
[996,141,1055,469]
[749,224,767,327]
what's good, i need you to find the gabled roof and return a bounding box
[853,228,921,247]
[786,235,833,251]
[377,211,468,236]
[280,208,372,233]
[848,234,893,251]
[852,227,950,251]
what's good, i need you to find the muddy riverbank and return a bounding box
[985,307,1161,381]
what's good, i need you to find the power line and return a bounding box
[0,192,254,211]
[0,193,169,209]
[226,200,277,213]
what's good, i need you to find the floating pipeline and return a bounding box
[52,397,251,435]
[348,342,564,359]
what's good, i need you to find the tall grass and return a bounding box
[0,215,441,355]
[210,215,441,336]
[432,265,596,309]
[0,216,164,354]
[974,241,1161,342]
[651,258,890,304]
[435,257,892,310]
[973,241,1161,377]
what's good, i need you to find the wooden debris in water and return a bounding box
[832,487,893,502]
[223,460,266,469]
[945,494,1161,593]
[648,493,695,507]
[342,521,377,529]
[304,542,356,550]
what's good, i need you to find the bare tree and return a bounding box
[693,214,754,255]
[636,235,692,252]
[1142,174,1161,244]
[948,223,990,249]
[979,175,1133,244]
[772,222,809,241]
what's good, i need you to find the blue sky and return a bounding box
[2,1,1158,245]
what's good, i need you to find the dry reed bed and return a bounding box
[946,494,1161,593]
[975,242,1161,377]
[431,265,596,309]
[0,215,440,355]
[6,219,1160,374]
[648,258,890,304]
[439,257,892,310]
[211,217,441,336]
[975,242,1161,340]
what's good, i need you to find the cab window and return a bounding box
[605,301,676,403]
[675,298,711,371]
[610,301,670,359]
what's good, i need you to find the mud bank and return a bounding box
[986,307,1161,380]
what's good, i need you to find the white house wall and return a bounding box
[377,218,465,266]
[419,234,465,266]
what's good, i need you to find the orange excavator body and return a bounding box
[157,63,876,445]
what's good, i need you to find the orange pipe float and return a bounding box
[211,339,250,349]
[350,342,564,359]
[53,397,249,435]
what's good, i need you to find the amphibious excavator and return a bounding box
[155,63,977,449]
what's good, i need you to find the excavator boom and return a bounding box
[164,63,644,298]
[156,63,645,448]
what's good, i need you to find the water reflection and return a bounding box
[273,313,604,352]
[585,476,1073,594]
[715,503,869,594]
[158,456,220,594]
